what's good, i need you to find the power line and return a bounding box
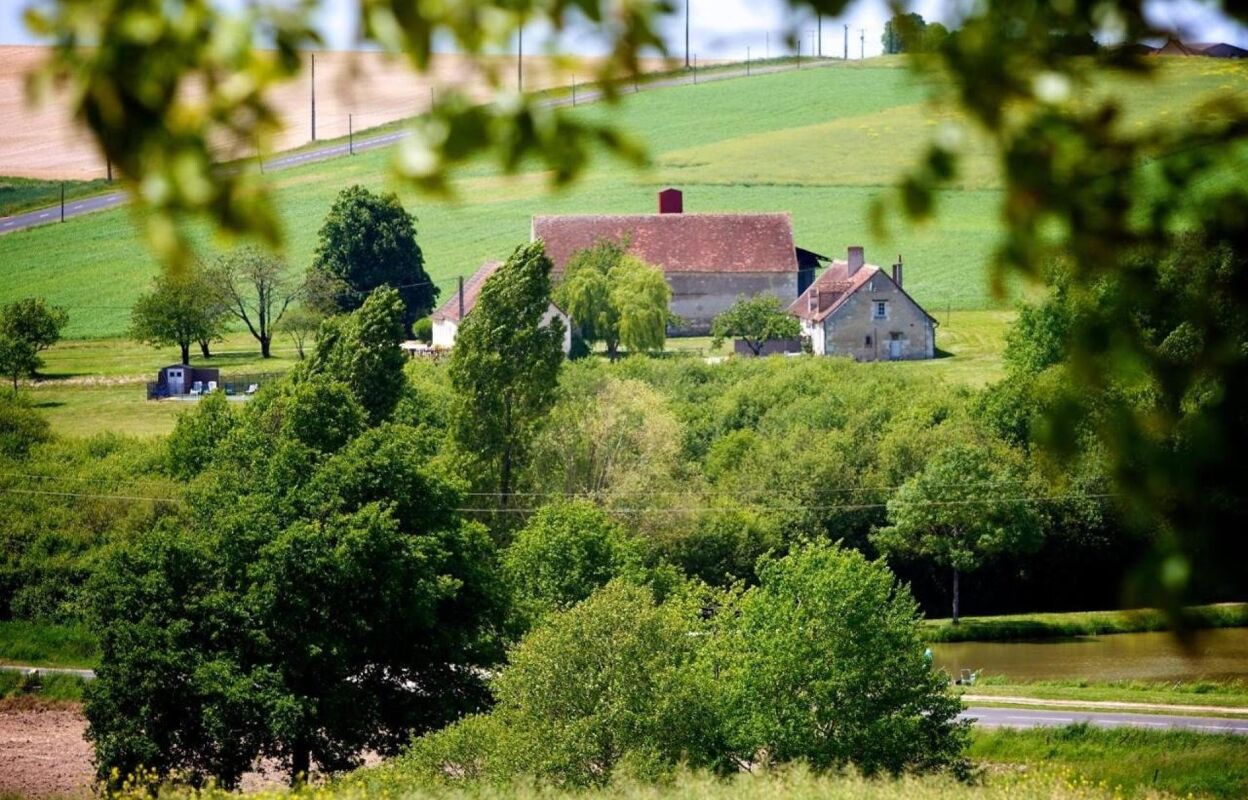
[0,487,179,504]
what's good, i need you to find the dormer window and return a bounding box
[873,301,888,320]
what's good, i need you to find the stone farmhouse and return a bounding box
[790,246,936,361]
[430,260,573,354]
[533,188,818,335]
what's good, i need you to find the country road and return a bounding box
[959,706,1248,735]
[0,58,838,236]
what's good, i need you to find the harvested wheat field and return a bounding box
[0,46,674,180]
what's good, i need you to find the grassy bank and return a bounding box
[970,725,1248,799]
[0,670,87,704]
[0,620,99,669]
[925,603,1248,643]
[960,677,1248,709]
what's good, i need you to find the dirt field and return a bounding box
[0,704,93,798]
[0,46,674,180]
[0,703,383,799]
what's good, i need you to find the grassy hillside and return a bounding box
[1,58,1244,340]
[0,58,1238,340]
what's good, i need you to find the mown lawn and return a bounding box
[5,58,1244,340]
[24,309,1010,438]
[959,677,1248,710]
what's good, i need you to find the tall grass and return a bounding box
[0,620,100,668]
[925,603,1248,643]
[970,725,1248,800]
[0,669,87,703]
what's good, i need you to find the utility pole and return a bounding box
[746,46,751,76]
[348,114,354,155]
[458,275,465,321]
[693,54,697,84]
[860,28,865,60]
[766,31,770,60]
[517,25,523,92]
[572,76,577,106]
[310,53,316,142]
[818,14,822,57]
[60,182,65,222]
[685,0,691,69]
[844,24,849,60]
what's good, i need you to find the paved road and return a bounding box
[0,664,97,680]
[0,59,837,236]
[961,706,1248,735]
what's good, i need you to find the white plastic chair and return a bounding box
[190,381,202,396]
[207,381,218,393]
[246,384,259,396]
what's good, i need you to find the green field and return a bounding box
[5,57,1244,341]
[959,677,1248,710]
[969,726,1248,800]
[924,603,1248,643]
[0,620,98,669]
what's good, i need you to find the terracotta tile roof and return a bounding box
[789,261,881,322]
[532,213,799,274]
[430,261,502,323]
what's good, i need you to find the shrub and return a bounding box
[502,500,643,630]
[712,542,969,776]
[412,317,433,344]
[0,392,51,457]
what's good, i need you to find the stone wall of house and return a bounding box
[667,272,799,335]
[820,272,935,360]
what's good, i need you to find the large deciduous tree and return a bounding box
[872,443,1044,623]
[215,247,302,358]
[449,241,565,504]
[0,298,69,384]
[710,295,801,356]
[85,297,503,790]
[309,186,436,334]
[129,268,228,365]
[555,240,670,359]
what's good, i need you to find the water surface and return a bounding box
[931,627,1248,682]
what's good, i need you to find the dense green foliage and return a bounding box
[873,443,1043,623]
[83,298,505,789]
[502,501,643,630]
[0,392,51,457]
[712,543,968,776]
[555,240,671,359]
[309,186,436,334]
[408,545,965,786]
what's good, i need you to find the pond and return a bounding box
[930,627,1248,682]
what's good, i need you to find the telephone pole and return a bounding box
[817,14,822,57]
[517,25,523,91]
[685,0,691,69]
[860,28,865,60]
[310,53,316,141]
[844,24,849,60]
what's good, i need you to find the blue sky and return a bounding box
[3,1,1245,56]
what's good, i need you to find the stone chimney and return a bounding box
[808,288,819,313]
[892,254,903,288]
[847,246,865,277]
[658,188,683,214]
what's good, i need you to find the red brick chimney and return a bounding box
[847,246,865,277]
[659,188,683,214]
